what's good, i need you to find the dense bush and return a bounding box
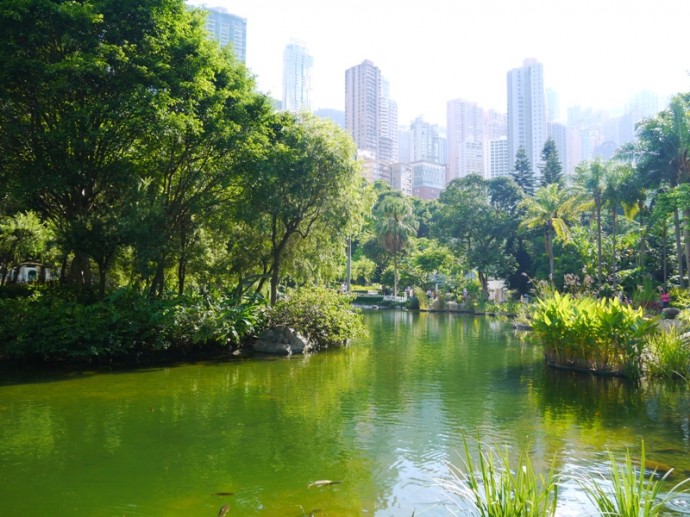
[531,292,655,378]
[0,288,266,362]
[269,287,366,349]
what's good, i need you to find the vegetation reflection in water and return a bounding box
[0,310,689,516]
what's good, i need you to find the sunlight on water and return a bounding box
[0,310,688,516]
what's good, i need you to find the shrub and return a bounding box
[531,292,655,378]
[0,288,266,362]
[407,286,428,310]
[269,287,366,350]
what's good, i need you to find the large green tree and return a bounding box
[234,112,363,305]
[632,95,690,287]
[435,175,521,296]
[0,0,268,298]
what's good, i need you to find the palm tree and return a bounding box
[575,159,607,288]
[519,184,588,282]
[375,196,418,297]
[633,95,690,287]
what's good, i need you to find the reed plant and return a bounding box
[646,327,690,380]
[440,436,558,517]
[574,442,690,517]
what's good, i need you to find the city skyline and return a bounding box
[188,0,690,126]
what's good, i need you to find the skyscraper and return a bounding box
[345,60,398,166]
[345,60,381,155]
[447,98,485,182]
[202,7,247,63]
[507,59,547,178]
[282,42,313,112]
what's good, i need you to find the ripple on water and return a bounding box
[666,493,690,514]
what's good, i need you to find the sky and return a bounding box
[188,0,690,127]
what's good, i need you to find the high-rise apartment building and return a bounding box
[282,42,313,113]
[203,7,247,63]
[345,60,398,184]
[410,117,442,163]
[489,138,510,179]
[447,98,485,182]
[507,59,547,178]
[345,60,381,155]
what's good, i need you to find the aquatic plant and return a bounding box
[530,292,655,377]
[574,443,690,517]
[439,436,558,517]
[646,326,690,380]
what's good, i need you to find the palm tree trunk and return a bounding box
[674,209,685,287]
[612,209,617,289]
[684,208,690,286]
[393,251,398,298]
[545,228,555,282]
[596,203,602,288]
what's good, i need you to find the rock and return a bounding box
[512,322,533,331]
[662,307,681,320]
[447,301,459,312]
[252,326,313,355]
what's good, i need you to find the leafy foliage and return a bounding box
[530,292,655,378]
[0,288,265,362]
[269,287,366,350]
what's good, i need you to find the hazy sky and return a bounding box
[189,0,690,126]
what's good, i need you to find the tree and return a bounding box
[539,138,563,187]
[519,184,588,282]
[575,159,607,287]
[512,146,535,196]
[633,95,690,287]
[435,175,520,296]
[235,112,363,305]
[0,0,267,298]
[375,195,418,297]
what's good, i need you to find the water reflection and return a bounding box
[0,310,688,515]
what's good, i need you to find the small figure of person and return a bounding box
[462,288,468,301]
[660,290,671,308]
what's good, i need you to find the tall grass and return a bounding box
[574,443,690,517]
[439,436,558,517]
[646,327,690,380]
[441,439,690,517]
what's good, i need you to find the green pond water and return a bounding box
[1,310,690,516]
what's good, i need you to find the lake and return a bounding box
[1,310,689,516]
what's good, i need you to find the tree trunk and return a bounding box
[177,258,186,296]
[681,208,690,285]
[270,248,280,306]
[69,251,92,287]
[611,209,618,289]
[98,267,107,300]
[393,251,398,298]
[596,203,602,288]
[662,224,668,287]
[149,260,165,298]
[545,228,554,282]
[674,209,685,287]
